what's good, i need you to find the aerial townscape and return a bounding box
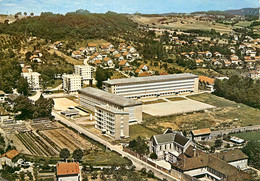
[0,0,260,180]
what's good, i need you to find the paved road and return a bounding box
[52,111,180,181]
[29,90,41,102]
[50,84,62,91]
[211,125,260,137]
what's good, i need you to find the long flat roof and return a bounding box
[95,105,129,114]
[103,73,198,85]
[78,87,142,107]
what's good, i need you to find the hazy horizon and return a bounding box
[0,0,259,15]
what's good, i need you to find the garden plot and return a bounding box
[31,121,61,131]
[16,131,59,156]
[142,99,215,116]
[40,128,97,152]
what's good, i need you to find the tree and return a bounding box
[72,148,83,161]
[214,139,223,148]
[91,171,98,180]
[95,67,109,89]
[14,14,19,19]
[17,77,29,96]
[147,170,154,178]
[150,152,158,160]
[24,12,27,16]
[34,95,54,118]
[30,12,34,16]
[140,168,146,176]
[242,141,260,169]
[13,95,35,119]
[128,136,148,155]
[59,148,70,160]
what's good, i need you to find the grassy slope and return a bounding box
[142,93,260,133]
[231,130,260,141]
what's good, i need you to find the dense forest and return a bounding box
[214,76,260,109]
[0,11,138,41]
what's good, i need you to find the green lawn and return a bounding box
[141,93,260,132]
[166,97,186,102]
[187,93,237,107]
[142,99,167,105]
[187,93,260,126]
[231,130,260,141]
[82,150,131,166]
[234,21,251,28]
[129,124,159,140]
[51,79,62,88]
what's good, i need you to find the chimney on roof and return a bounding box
[193,148,196,157]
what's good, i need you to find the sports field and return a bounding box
[142,99,215,116]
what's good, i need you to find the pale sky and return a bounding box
[0,0,259,15]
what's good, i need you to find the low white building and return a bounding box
[21,71,41,90]
[74,65,94,81]
[149,131,192,160]
[0,150,20,169]
[62,74,82,92]
[191,128,211,141]
[56,162,80,181]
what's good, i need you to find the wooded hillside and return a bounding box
[0,11,138,41]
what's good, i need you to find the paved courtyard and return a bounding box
[142,99,215,116]
[53,98,88,116]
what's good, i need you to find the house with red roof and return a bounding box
[0,150,20,169]
[72,51,82,59]
[139,64,148,71]
[56,162,80,181]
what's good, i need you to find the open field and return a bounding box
[231,130,260,141]
[128,124,158,140]
[40,128,97,152]
[131,15,232,33]
[48,49,84,65]
[234,21,251,28]
[142,93,260,133]
[82,150,131,166]
[142,99,215,116]
[53,98,78,111]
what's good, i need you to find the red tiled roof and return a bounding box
[196,59,203,63]
[73,51,81,55]
[122,52,129,56]
[0,150,19,159]
[119,60,127,66]
[135,69,142,73]
[56,162,80,176]
[138,72,152,77]
[94,59,102,64]
[139,65,147,69]
[115,54,122,58]
[159,72,168,75]
[103,57,110,61]
[88,43,97,47]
